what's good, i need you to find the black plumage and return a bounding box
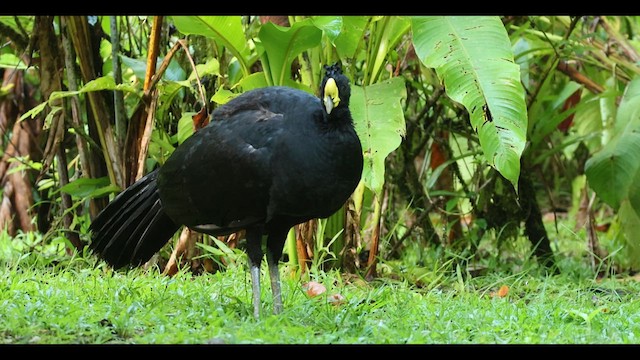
[89,63,363,318]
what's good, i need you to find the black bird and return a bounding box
[89,63,364,318]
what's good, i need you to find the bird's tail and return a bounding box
[89,169,180,269]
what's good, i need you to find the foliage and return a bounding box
[351,76,407,194]
[585,77,640,269]
[2,15,640,296]
[412,16,527,189]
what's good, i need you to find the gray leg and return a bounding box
[245,228,264,319]
[249,262,262,319]
[266,251,283,314]
[265,226,289,315]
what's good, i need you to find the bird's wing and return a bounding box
[157,104,285,233]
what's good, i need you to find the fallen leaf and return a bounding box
[498,285,509,298]
[328,293,346,306]
[302,281,326,297]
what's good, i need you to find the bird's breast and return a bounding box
[268,129,363,219]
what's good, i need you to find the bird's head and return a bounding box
[321,63,351,115]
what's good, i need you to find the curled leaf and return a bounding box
[302,281,326,297]
[327,293,346,306]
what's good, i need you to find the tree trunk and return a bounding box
[430,131,464,246]
[35,15,82,251]
[519,170,560,274]
[65,16,125,190]
[0,67,42,235]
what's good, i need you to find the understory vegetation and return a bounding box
[1,214,639,344]
[1,16,640,343]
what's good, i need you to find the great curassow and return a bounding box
[88,63,364,318]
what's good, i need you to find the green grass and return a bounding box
[1,229,640,344]
[2,257,640,344]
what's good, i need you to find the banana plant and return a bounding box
[257,18,322,88]
[171,16,252,79]
[412,16,528,190]
[339,16,410,276]
[585,77,640,269]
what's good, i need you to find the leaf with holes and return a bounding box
[411,16,527,189]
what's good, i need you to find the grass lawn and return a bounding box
[1,221,640,344]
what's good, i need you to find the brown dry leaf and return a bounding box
[497,285,509,298]
[594,223,611,232]
[327,293,346,306]
[302,281,326,297]
[192,108,210,131]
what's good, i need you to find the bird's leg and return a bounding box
[249,262,262,319]
[266,228,289,315]
[245,228,264,319]
[266,249,283,315]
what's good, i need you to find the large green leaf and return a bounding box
[572,93,606,152]
[177,112,197,145]
[585,77,640,212]
[411,16,528,189]
[237,72,269,92]
[614,200,640,270]
[258,20,322,86]
[310,16,343,43]
[171,16,250,76]
[351,77,407,194]
[334,16,369,60]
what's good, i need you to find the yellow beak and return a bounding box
[323,78,340,114]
